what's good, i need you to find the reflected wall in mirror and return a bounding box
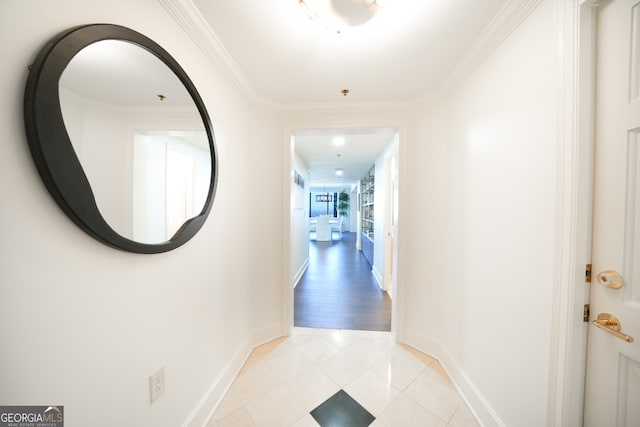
[24,24,218,253]
[132,130,210,243]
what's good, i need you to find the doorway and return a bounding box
[285,126,401,334]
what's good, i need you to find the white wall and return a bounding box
[349,186,358,233]
[245,103,284,336]
[0,1,283,427]
[291,152,311,286]
[60,88,132,236]
[404,1,556,425]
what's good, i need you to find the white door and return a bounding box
[583,1,640,425]
[383,153,395,294]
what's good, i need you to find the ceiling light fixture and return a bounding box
[333,137,345,146]
[298,0,385,33]
[316,184,333,203]
[335,168,344,176]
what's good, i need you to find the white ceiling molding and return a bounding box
[161,0,544,112]
[421,0,545,105]
[158,0,272,107]
[278,99,417,118]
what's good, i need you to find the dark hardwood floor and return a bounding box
[294,232,392,331]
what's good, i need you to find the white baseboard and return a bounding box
[404,329,505,427]
[372,265,383,289]
[293,258,310,289]
[182,321,283,427]
[180,337,252,427]
[250,322,284,348]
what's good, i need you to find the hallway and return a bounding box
[294,232,392,331]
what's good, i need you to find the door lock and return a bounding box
[596,269,624,289]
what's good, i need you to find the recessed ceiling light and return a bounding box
[335,168,344,176]
[333,137,345,146]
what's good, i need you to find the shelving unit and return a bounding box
[360,165,374,266]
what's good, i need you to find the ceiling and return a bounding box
[190,0,510,183]
[192,0,508,105]
[61,40,193,107]
[294,127,395,189]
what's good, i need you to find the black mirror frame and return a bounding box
[24,24,218,254]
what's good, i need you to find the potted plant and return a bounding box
[337,190,350,230]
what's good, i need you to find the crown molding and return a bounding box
[277,99,417,116]
[158,0,275,108]
[160,0,544,113]
[423,0,545,105]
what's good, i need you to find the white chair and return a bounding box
[330,216,344,240]
[315,216,331,241]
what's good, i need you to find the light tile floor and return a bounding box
[207,328,481,427]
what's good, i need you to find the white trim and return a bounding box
[432,0,544,101]
[293,258,310,289]
[158,0,270,106]
[546,1,597,426]
[181,337,251,427]
[391,125,408,343]
[250,322,286,348]
[282,116,409,342]
[372,264,383,289]
[405,329,506,427]
[182,322,283,427]
[283,127,295,337]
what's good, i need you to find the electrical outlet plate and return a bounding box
[149,367,165,404]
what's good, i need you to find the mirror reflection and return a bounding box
[58,40,211,244]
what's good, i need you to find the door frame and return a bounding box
[548,0,598,425]
[281,116,408,342]
[383,149,397,295]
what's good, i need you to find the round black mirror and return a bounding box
[24,24,218,253]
